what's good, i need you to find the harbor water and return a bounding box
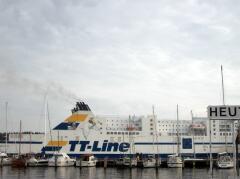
[0,167,239,179]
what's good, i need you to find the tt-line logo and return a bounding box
[69,140,130,152]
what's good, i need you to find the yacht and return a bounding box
[48,152,75,167]
[27,156,48,167]
[216,152,234,169]
[167,154,183,168]
[142,155,160,168]
[76,155,97,167]
[167,105,183,168]
[11,155,26,168]
[0,152,12,166]
[122,157,137,167]
[115,158,124,167]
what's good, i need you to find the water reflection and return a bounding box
[0,167,240,179]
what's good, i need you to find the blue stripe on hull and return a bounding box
[65,153,220,159]
[0,141,232,145]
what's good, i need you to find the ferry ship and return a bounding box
[0,102,238,159]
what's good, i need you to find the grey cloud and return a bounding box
[1,0,240,131]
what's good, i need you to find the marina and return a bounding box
[1,101,240,171]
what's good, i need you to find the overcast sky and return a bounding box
[1,0,240,132]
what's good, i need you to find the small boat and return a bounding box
[142,155,160,168]
[12,120,26,168]
[167,154,183,168]
[48,152,75,167]
[115,158,124,167]
[216,152,234,169]
[27,156,48,167]
[11,155,26,168]
[0,152,12,166]
[76,155,97,167]
[122,157,137,167]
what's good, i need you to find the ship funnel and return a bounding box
[71,101,91,114]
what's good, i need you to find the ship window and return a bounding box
[118,132,121,135]
[114,132,117,134]
[111,132,113,134]
[125,132,128,135]
[136,132,139,135]
[118,137,121,142]
[220,133,222,136]
[107,132,110,134]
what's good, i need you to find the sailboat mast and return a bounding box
[128,115,132,157]
[152,106,159,158]
[221,65,225,105]
[44,98,47,146]
[47,102,53,143]
[191,110,196,158]
[57,130,60,152]
[19,120,22,155]
[221,65,227,151]
[5,102,8,153]
[177,104,180,155]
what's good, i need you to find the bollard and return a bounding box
[79,158,82,168]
